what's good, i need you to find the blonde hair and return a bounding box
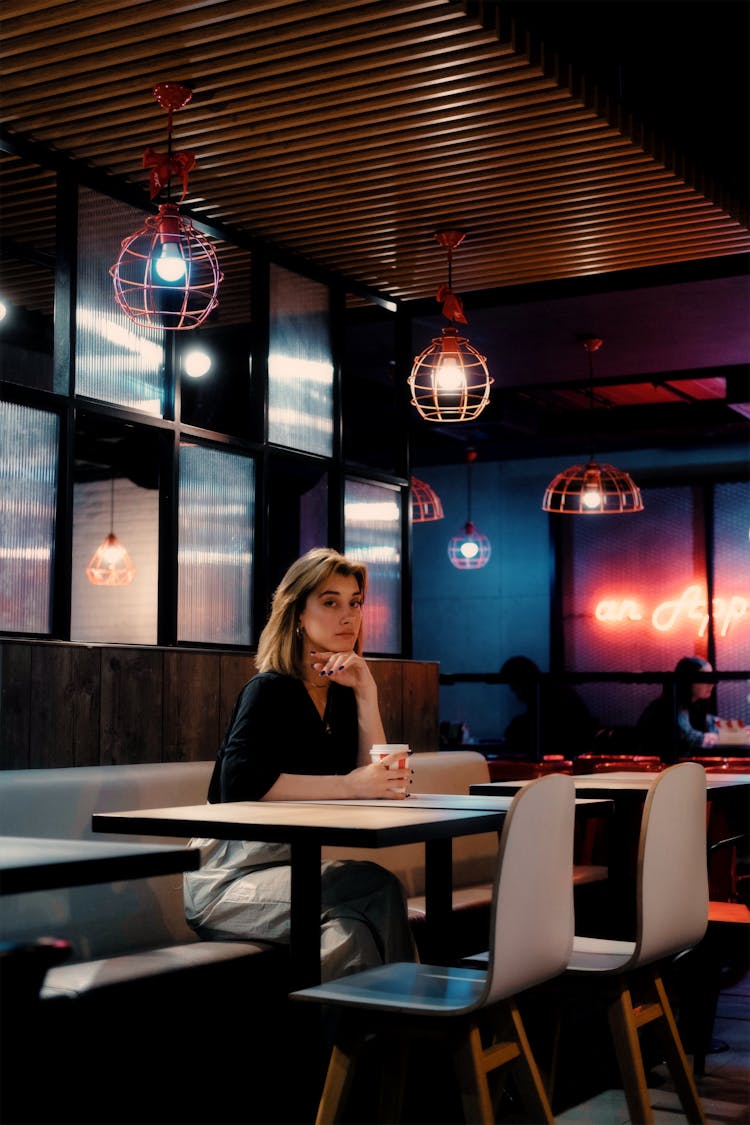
[255,548,368,678]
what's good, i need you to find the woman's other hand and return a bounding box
[343,750,412,800]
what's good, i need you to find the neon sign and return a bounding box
[594,584,749,637]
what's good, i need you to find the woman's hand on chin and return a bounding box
[309,650,375,692]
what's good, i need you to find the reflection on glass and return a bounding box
[178,444,254,645]
[713,481,750,721]
[0,400,58,633]
[344,478,402,654]
[268,264,333,455]
[0,153,57,392]
[76,187,165,414]
[72,475,159,644]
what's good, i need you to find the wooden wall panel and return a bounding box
[163,651,221,763]
[0,642,32,768]
[369,659,403,745]
[0,642,439,769]
[100,648,163,765]
[401,661,440,754]
[30,644,100,768]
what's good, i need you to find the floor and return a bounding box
[556,967,750,1125]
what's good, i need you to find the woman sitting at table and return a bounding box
[184,547,417,982]
[636,655,719,763]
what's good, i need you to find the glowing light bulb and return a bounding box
[436,356,464,391]
[582,485,603,510]
[0,299,7,322]
[183,349,212,378]
[154,242,186,282]
[459,539,480,559]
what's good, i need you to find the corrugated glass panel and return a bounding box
[713,480,750,721]
[268,264,333,455]
[71,474,159,645]
[178,444,254,645]
[76,187,166,414]
[344,478,402,654]
[0,400,58,633]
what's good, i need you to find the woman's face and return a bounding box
[298,572,363,653]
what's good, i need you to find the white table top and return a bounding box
[92,799,511,846]
[0,835,200,895]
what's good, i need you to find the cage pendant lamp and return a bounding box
[410,476,444,523]
[110,82,223,331]
[409,231,492,422]
[86,478,136,587]
[448,449,491,569]
[542,338,644,514]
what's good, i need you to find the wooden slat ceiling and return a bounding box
[1,0,748,309]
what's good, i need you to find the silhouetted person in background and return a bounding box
[636,655,719,764]
[499,655,595,760]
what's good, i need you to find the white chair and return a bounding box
[468,761,709,1124]
[291,772,576,1124]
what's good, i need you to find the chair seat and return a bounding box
[295,960,488,1014]
[566,934,636,973]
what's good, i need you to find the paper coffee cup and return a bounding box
[370,744,410,793]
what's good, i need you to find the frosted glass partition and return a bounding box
[71,475,159,645]
[178,443,254,645]
[76,187,166,414]
[0,400,58,633]
[268,264,333,455]
[344,478,402,654]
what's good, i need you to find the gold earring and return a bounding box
[296,622,303,638]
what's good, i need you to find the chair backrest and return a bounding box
[482,772,576,1006]
[635,761,708,967]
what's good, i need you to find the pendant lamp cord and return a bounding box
[109,477,115,536]
[165,106,174,202]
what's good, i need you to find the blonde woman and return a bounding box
[184,548,416,981]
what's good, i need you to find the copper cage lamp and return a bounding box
[542,338,644,515]
[448,449,491,569]
[110,82,223,331]
[410,476,445,523]
[409,231,493,423]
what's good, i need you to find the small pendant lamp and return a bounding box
[448,449,491,569]
[110,82,223,331]
[86,478,136,587]
[409,231,493,422]
[542,337,644,514]
[410,476,444,523]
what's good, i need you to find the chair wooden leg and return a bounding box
[607,979,654,1125]
[315,1042,358,1125]
[507,999,556,1125]
[453,1024,495,1125]
[651,971,706,1125]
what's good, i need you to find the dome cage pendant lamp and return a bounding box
[542,337,644,515]
[410,476,444,523]
[409,230,493,422]
[448,449,491,569]
[110,82,223,331]
[86,477,136,587]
